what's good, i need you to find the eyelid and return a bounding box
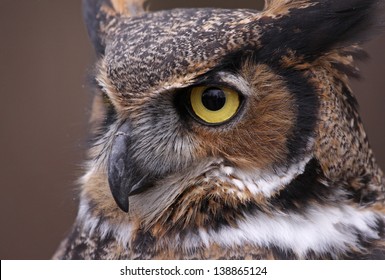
[196,72,252,97]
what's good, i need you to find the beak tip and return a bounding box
[120,205,129,213]
[108,172,130,213]
[115,196,129,213]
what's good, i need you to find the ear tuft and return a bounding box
[329,0,385,45]
[82,0,147,56]
[261,0,385,58]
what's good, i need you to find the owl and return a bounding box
[54,0,385,259]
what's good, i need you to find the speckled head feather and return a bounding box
[55,0,385,260]
[85,0,385,95]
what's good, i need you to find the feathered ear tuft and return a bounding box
[82,0,146,56]
[261,0,385,58]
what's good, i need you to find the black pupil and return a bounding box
[201,87,226,111]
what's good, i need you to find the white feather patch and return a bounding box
[195,205,382,258]
[79,197,383,258]
[215,155,312,197]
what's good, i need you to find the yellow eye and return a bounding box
[189,86,241,124]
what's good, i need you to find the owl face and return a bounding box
[82,0,384,220]
[49,0,385,260]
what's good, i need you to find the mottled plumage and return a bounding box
[54,0,385,259]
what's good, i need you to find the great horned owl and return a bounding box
[54,0,385,259]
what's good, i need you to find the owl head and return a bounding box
[81,0,384,229]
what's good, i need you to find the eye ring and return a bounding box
[188,86,242,125]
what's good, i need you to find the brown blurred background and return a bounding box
[0,0,384,260]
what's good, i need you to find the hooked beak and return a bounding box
[107,121,154,212]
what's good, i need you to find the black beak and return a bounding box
[107,121,154,212]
